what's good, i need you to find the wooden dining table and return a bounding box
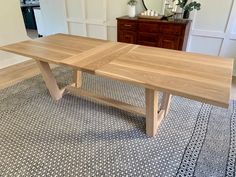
[0,33,234,137]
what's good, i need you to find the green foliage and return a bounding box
[127,0,137,6]
[176,0,201,11]
[176,0,188,8]
[184,1,201,11]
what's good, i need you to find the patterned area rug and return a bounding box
[0,67,235,177]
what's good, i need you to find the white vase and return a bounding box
[128,5,136,18]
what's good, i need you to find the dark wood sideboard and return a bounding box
[117,16,191,51]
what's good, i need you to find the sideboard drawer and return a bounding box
[138,32,158,47]
[139,22,159,33]
[118,21,137,31]
[160,24,183,35]
[159,35,180,50]
[118,30,137,44]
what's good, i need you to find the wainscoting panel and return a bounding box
[188,0,236,75]
[222,40,236,57]
[107,26,117,41]
[232,23,236,34]
[193,0,233,32]
[87,24,107,40]
[64,0,144,41]
[107,0,127,26]
[65,0,83,19]
[85,0,106,20]
[189,36,223,56]
[68,22,86,36]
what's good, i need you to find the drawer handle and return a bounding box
[124,24,132,27]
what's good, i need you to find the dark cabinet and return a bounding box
[159,35,180,50]
[118,30,137,44]
[117,16,191,51]
[138,32,158,47]
[21,6,37,30]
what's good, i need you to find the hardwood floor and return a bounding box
[27,29,39,39]
[1,60,236,101]
[0,60,56,90]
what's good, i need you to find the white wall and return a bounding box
[0,0,30,69]
[39,0,68,35]
[64,0,144,40]
[187,0,236,75]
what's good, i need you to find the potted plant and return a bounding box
[176,0,201,19]
[127,0,137,18]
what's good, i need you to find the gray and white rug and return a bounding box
[0,67,235,177]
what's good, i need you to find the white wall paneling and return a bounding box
[220,0,236,75]
[107,26,117,42]
[189,36,223,56]
[65,0,84,20]
[68,22,86,36]
[193,0,233,32]
[65,0,107,40]
[188,0,236,75]
[39,0,68,35]
[87,24,107,40]
[64,0,144,41]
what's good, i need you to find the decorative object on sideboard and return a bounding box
[176,0,201,19]
[162,0,187,20]
[142,0,178,20]
[142,0,164,15]
[127,0,137,18]
[139,9,163,20]
[141,0,200,20]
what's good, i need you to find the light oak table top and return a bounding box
[1,33,234,108]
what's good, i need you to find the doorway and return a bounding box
[20,0,41,39]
